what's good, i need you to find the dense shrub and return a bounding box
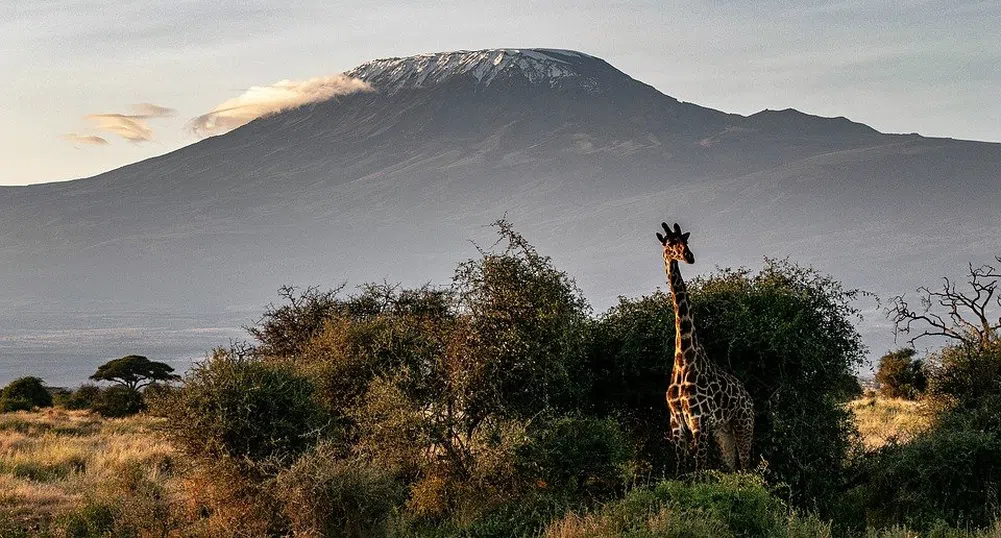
[588,292,677,471]
[92,385,145,417]
[60,503,116,538]
[875,348,927,400]
[854,394,1001,530]
[518,416,634,501]
[152,348,324,467]
[1,377,53,412]
[926,341,1001,409]
[276,443,402,538]
[0,396,34,413]
[248,285,348,357]
[542,473,830,538]
[688,261,866,506]
[591,260,866,507]
[62,384,103,410]
[449,220,592,423]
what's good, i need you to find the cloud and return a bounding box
[86,113,155,142]
[189,74,372,137]
[130,102,175,117]
[83,103,174,142]
[62,133,109,146]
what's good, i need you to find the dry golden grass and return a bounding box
[0,408,175,525]
[849,396,933,450]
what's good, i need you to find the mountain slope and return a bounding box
[2,48,1000,383]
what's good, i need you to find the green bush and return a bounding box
[854,395,1001,530]
[518,416,634,501]
[588,292,678,472]
[541,473,828,538]
[1,377,53,411]
[276,443,402,538]
[687,261,866,507]
[875,348,927,400]
[449,219,592,423]
[61,384,102,410]
[926,341,1001,409]
[249,285,349,357]
[60,503,116,538]
[0,396,34,413]
[92,386,145,417]
[590,260,866,507]
[152,347,323,467]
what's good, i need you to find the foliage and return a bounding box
[60,502,116,538]
[542,473,831,538]
[151,347,324,467]
[92,385,145,417]
[853,394,1001,530]
[248,284,348,357]
[61,384,103,411]
[925,341,1001,409]
[449,219,592,422]
[89,355,180,393]
[1,377,53,412]
[588,291,677,471]
[518,416,634,501]
[687,260,866,506]
[295,284,455,419]
[875,348,927,400]
[276,443,402,538]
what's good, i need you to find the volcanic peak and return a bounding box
[346,48,616,94]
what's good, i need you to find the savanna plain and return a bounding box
[3,224,1000,538]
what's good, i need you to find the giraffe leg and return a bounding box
[714,424,738,471]
[669,410,689,475]
[687,415,708,472]
[734,415,754,471]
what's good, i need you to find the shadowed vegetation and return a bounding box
[2,224,999,537]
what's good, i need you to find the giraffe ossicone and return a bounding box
[658,221,754,471]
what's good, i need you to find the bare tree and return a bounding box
[888,256,1001,349]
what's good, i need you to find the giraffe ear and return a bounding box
[656,232,666,244]
[673,223,682,235]
[681,232,690,242]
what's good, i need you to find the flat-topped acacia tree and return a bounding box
[90,355,180,393]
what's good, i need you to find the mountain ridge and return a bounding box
[2,48,1000,384]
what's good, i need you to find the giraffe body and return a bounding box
[657,222,754,471]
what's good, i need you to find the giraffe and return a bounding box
[656,222,754,471]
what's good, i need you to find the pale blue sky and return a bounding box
[2,0,998,186]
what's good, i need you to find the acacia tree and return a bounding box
[874,348,927,399]
[888,256,1001,350]
[90,355,180,392]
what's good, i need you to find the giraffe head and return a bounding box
[656,222,695,264]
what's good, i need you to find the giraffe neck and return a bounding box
[666,258,699,369]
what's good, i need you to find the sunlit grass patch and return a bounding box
[849,396,932,450]
[0,407,176,523]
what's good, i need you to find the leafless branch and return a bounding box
[887,257,1001,349]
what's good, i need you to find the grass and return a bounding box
[0,398,976,537]
[848,396,932,450]
[0,408,175,529]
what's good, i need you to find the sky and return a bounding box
[1,0,999,186]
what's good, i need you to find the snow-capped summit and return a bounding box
[347,48,629,95]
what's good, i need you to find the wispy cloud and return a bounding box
[61,133,109,146]
[84,103,175,142]
[130,102,175,117]
[189,74,372,137]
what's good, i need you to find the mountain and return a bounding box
[2,48,1000,383]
